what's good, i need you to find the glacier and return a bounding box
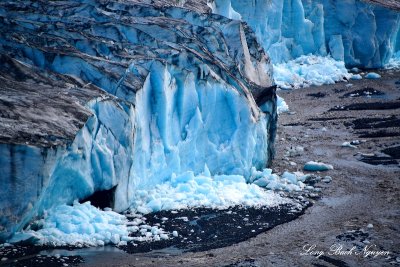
[210,0,400,68]
[1,0,398,246]
[0,0,277,241]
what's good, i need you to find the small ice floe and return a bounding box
[172,231,179,237]
[367,223,374,229]
[345,83,353,87]
[365,72,381,79]
[350,67,360,73]
[351,74,362,80]
[303,161,334,171]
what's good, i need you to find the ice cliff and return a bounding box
[211,0,400,68]
[0,0,276,240]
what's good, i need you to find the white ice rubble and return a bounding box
[130,171,290,214]
[9,167,316,247]
[277,95,289,114]
[9,201,171,247]
[273,55,352,89]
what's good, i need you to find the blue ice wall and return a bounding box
[0,0,276,240]
[213,0,400,68]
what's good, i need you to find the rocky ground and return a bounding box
[1,69,399,267]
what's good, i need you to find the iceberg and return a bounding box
[210,0,400,68]
[0,0,277,241]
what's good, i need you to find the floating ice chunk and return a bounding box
[350,74,362,80]
[172,231,178,237]
[365,72,381,79]
[367,223,373,229]
[350,67,360,73]
[304,161,334,172]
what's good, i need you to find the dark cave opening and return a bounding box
[80,186,117,210]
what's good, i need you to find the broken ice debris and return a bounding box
[277,95,289,114]
[351,74,362,80]
[341,142,357,149]
[322,176,332,183]
[365,72,381,79]
[303,161,334,172]
[285,146,304,157]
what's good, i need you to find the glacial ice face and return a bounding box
[211,0,400,68]
[0,0,276,240]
